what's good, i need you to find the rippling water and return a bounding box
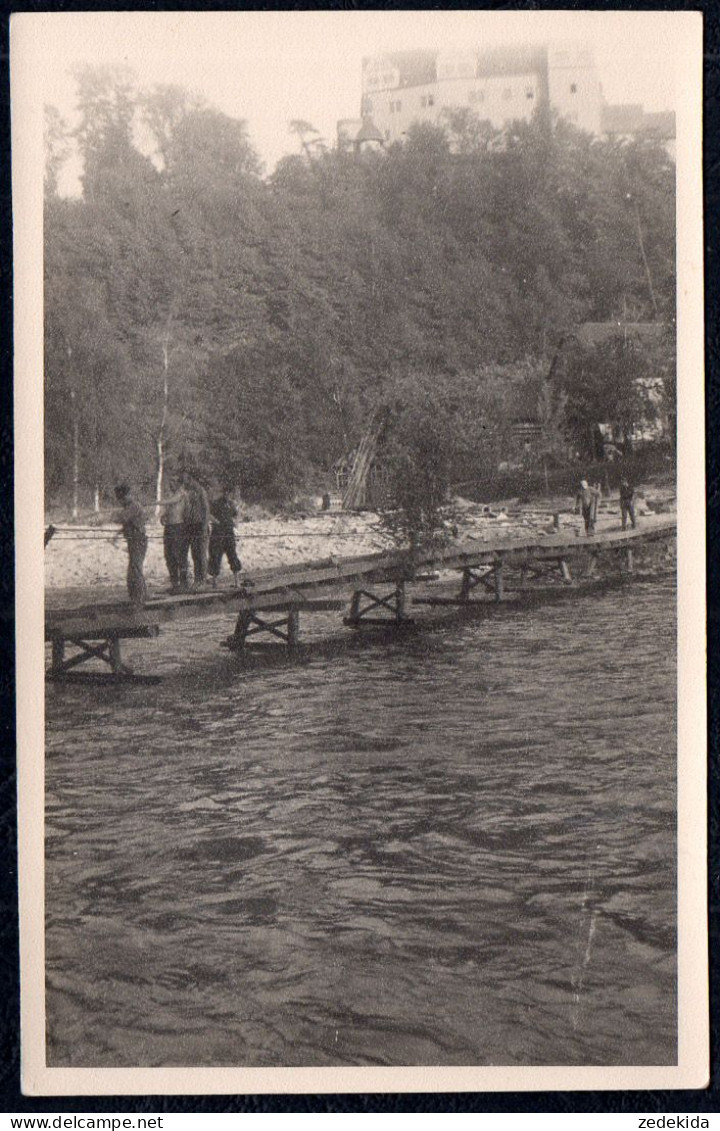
[45,578,677,1068]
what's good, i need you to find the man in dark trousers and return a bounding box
[619,477,637,530]
[209,484,243,587]
[182,471,211,588]
[112,482,148,606]
[159,475,189,593]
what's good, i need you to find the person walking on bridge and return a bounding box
[576,479,601,536]
[209,483,243,588]
[111,482,148,606]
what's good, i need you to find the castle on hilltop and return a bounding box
[337,43,675,157]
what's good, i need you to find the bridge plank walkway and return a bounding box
[45,515,675,678]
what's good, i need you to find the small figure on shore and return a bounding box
[209,483,243,588]
[159,475,190,593]
[576,479,602,536]
[619,477,637,530]
[112,482,148,606]
[182,471,211,588]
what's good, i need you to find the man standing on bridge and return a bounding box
[112,482,148,606]
[182,471,211,588]
[209,483,243,588]
[576,479,602,536]
[619,477,637,531]
[159,475,190,593]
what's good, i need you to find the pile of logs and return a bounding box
[342,409,388,511]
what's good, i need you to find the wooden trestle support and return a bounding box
[514,554,574,589]
[223,597,345,653]
[344,581,414,628]
[506,543,637,588]
[46,625,159,679]
[225,607,301,652]
[414,558,508,606]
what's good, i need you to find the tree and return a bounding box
[44,105,71,197]
[138,83,206,171]
[289,119,324,159]
[381,375,455,551]
[558,335,659,457]
[201,340,317,502]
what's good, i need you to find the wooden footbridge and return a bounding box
[45,516,676,681]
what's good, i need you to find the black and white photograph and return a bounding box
[13,9,706,1095]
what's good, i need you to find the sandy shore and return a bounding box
[44,484,676,595]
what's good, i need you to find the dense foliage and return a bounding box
[44,67,676,512]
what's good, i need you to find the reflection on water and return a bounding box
[45,580,677,1067]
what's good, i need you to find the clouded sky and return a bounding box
[26,9,680,176]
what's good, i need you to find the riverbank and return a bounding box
[45,485,676,593]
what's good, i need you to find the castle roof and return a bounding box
[601,103,645,134]
[640,110,676,139]
[356,117,384,144]
[385,49,437,88]
[475,43,548,78]
[364,43,551,91]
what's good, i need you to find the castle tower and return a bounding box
[546,42,603,133]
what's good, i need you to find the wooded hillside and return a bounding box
[44,68,676,509]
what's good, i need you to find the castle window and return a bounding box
[526,88,534,99]
[570,83,578,94]
[427,94,434,106]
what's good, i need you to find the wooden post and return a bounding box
[553,513,560,531]
[460,569,472,602]
[51,637,65,673]
[287,609,300,650]
[560,559,572,583]
[108,636,123,673]
[587,554,598,578]
[232,610,252,649]
[348,591,361,626]
[494,559,504,602]
[395,582,406,621]
[626,548,634,573]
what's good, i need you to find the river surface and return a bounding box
[45,578,677,1068]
